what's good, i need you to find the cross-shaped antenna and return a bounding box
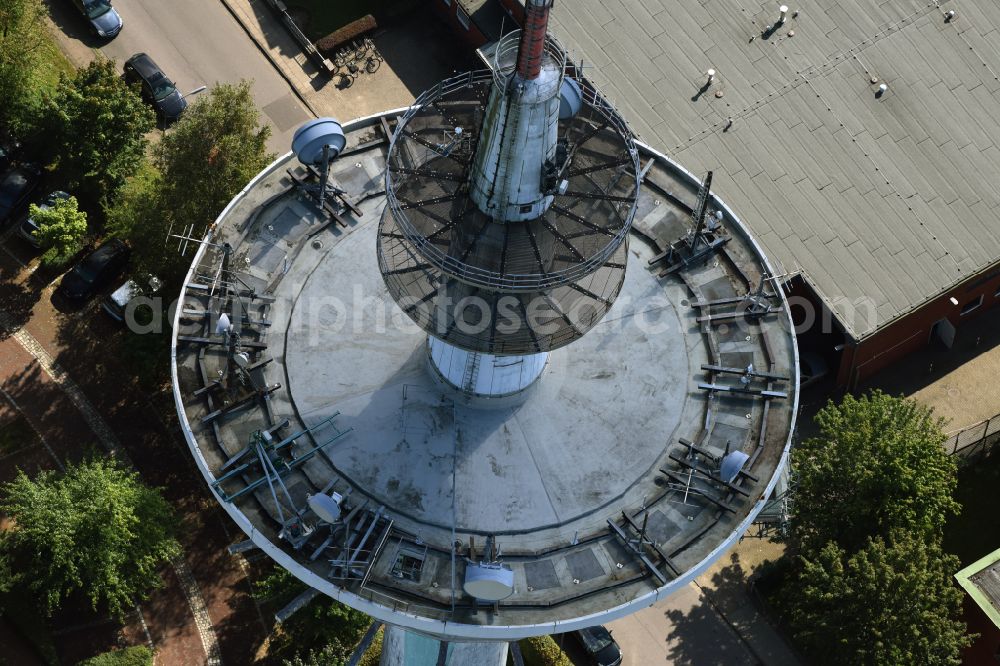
[168,228,224,257]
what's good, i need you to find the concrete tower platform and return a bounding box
[285,215,696,536]
[171,113,798,644]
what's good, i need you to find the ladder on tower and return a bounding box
[462,352,482,393]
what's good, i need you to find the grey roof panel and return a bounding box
[555,0,1000,340]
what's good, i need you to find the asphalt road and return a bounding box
[46,0,312,153]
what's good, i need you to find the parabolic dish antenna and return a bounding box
[292,117,347,164]
[307,493,343,524]
[463,563,515,601]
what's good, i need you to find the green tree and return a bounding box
[109,81,273,283]
[0,0,47,128]
[254,566,370,663]
[106,162,166,277]
[518,635,572,666]
[783,530,971,666]
[44,59,155,202]
[789,390,960,555]
[78,645,155,666]
[0,458,180,618]
[29,194,87,266]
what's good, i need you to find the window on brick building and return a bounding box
[457,6,471,29]
[961,295,983,316]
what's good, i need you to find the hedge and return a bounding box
[316,15,377,55]
[518,635,572,666]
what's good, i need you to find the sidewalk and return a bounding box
[606,538,801,666]
[861,307,1000,433]
[217,0,473,121]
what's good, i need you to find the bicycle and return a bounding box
[364,48,383,74]
[333,67,355,89]
[333,43,360,68]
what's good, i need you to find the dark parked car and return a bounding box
[57,239,130,301]
[18,190,71,248]
[124,53,186,122]
[573,626,623,666]
[0,165,42,226]
[0,137,20,172]
[70,0,123,38]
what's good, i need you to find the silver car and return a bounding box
[102,275,162,322]
[72,0,123,39]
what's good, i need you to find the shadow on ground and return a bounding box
[371,12,480,97]
[0,272,42,339]
[945,446,1000,566]
[860,308,1000,407]
[41,0,110,50]
[663,553,770,666]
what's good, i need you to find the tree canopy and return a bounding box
[0,0,48,128]
[108,81,273,283]
[776,391,971,665]
[254,566,370,664]
[155,80,273,225]
[789,390,960,555]
[0,458,180,618]
[783,530,970,666]
[43,59,155,203]
[30,194,87,265]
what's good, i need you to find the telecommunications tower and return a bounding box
[172,1,798,664]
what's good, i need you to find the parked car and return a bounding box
[57,239,130,301]
[102,275,162,322]
[0,165,42,226]
[18,190,71,248]
[572,625,623,666]
[124,53,186,122]
[0,137,20,172]
[70,0,123,38]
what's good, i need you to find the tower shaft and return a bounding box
[515,0,554,80]
[468,0,561,223]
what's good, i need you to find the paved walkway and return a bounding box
[861,307,1000,433]
[607,538,801,666]
[0,247,268,664]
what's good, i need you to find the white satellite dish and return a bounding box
[216,313,232,334]
[307,493,343,523]
[463,562,515,601]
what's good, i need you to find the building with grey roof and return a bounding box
[542,0,1000,387]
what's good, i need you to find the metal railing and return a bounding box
[383,69,641,293]
[490,32,567,90]
[945,413,1000,459]
[263,0,336,75]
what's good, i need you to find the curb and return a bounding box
[216,0,321,118]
